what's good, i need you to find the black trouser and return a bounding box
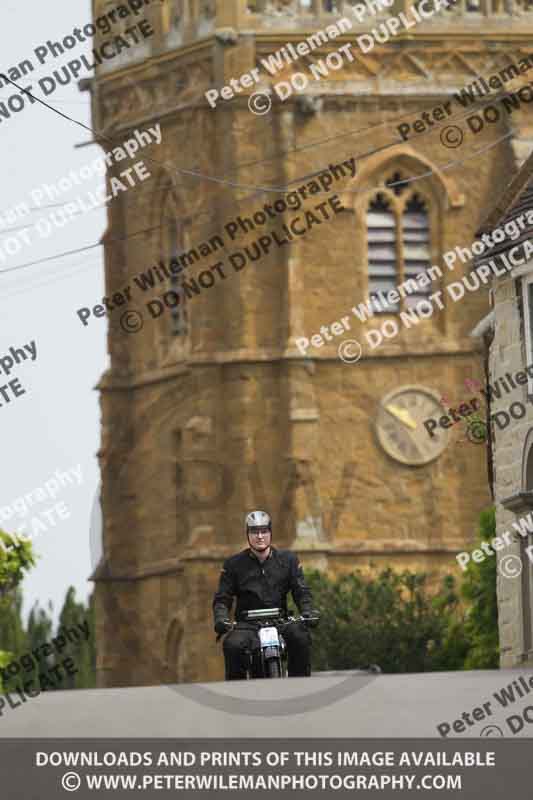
[223,621,311,680]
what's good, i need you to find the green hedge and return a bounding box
[305,508,499,673]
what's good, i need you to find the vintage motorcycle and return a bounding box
[218,607,320,679]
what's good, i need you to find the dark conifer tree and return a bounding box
[57,587,96,689]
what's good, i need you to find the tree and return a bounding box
[57,587,96,689]
[0,528,97,692]
[1,588,97,694]
[20,600,55,694]
[460,507,499,669]
[305,567,470,673]
[0,530,34,596]
[304,507,500,673]
[0,590,27,661]
[0,530,35,691]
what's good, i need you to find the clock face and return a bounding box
[375,385,449,466]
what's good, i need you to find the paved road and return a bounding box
[1,669,532,737]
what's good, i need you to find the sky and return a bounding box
[0,1,106,623]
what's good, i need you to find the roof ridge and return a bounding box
[478,146,533,233]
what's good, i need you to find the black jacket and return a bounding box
[213,547,314,622]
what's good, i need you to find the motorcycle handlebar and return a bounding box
[216,614,319,640]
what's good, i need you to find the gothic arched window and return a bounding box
[152,185,191,367]
[167,217,189,339]
[366,171,433,314]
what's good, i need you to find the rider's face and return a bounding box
[247,527,271,551]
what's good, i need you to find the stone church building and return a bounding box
[87,0,533,685]
[474,153,533,668]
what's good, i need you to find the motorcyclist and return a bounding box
[212,510,320,680]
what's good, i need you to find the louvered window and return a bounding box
[366,171,433,314]
[402,194,432,310]
[367,194,398,313]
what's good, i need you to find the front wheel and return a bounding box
[265,658,281,679]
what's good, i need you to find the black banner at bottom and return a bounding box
[0,739,529,799]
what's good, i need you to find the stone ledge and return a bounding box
[98,344,487,392]
[501,490,533,513]
[91,557,184,582]
[179,543,474,560]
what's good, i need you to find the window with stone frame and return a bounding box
[430,0,481,13]
[522,273,533,395]
[161,0,183,34]
[167,216,189,339]
[517,440,533,657]
[366,171,433,314]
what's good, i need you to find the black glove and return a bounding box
[214,618,231,636]
[302,609,320,629]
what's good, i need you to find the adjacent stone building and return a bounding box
[87,0,533,686]
[474,154,533,668]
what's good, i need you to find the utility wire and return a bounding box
[0,123,516,281]
[2,72,527,199]
[0,71,525,279]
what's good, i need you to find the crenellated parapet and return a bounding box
[90,0,533,86]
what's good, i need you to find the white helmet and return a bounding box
[245,510,272,534]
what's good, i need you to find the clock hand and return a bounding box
[385,404,417,430]
[385,403,438,461]
[404,409,444,460]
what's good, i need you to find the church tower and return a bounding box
[89,0,533,685]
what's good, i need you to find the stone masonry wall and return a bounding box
[490,264,533,667]
[89,9,533,684]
